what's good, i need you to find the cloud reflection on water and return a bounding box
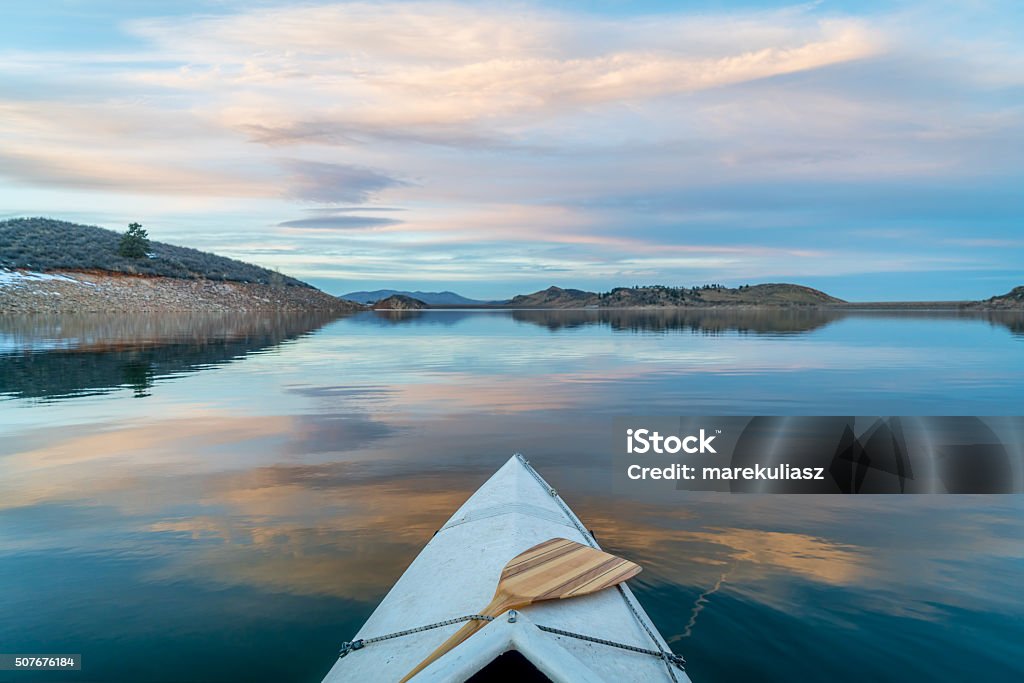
[1,310,1022,682]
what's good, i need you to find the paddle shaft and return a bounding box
[397,594,515,683]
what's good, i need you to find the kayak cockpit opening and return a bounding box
[466,650,552,682]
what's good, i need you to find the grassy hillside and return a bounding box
[0,217,308,287]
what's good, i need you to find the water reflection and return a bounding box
[2,421,1021,682]
[353,307,1024,338]
[511,308,842,334]
[0,311,344,401]
[0,310,1022,683]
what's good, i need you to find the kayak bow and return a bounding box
[324,454,689,682]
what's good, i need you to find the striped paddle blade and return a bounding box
[499,537,642,602]
[399,538,641,681]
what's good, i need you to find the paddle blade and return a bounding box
[499,538,641,603]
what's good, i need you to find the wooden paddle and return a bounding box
[399,537,641,682]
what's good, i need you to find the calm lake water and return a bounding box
[1,309,1022,683]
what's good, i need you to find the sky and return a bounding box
[0,1,1021,301]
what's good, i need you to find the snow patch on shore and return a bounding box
[0,269,79,286]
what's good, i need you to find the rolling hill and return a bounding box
[0,217,307,286]
[0,217,363,312]
[506,286,600,308]
[505,283,844,308]
[371,295,428,310]
[600,283,844,306]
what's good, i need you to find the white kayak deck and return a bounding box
[323,454,689,682]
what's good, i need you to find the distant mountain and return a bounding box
[505,283,844,308]
[341,289,488,305]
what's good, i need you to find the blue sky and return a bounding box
[1,1,1021,300]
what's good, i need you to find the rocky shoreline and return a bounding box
[0,269,363,313]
